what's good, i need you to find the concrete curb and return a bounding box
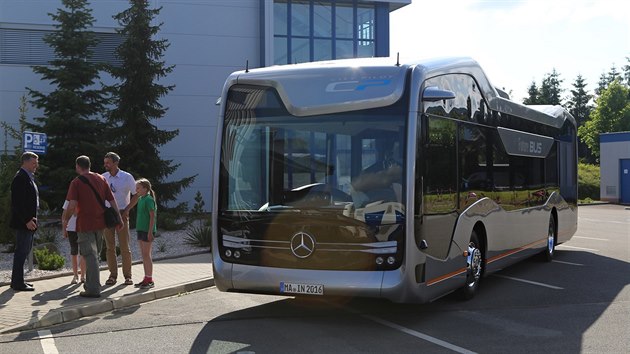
[0,277,214,334]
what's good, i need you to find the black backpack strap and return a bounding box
[78,175,107,211]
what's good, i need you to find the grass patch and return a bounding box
[578,163,600,201]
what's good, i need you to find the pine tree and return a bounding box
[27,0,108,209]
[607,64,620,84]
[567,75,593,128]
[523,81,540,105]
[567,75,594,162]
[595,72,608,96]
[107,0,195,209]
[539,69,563,105]
[596,65,621,96]
[623,57,630,88]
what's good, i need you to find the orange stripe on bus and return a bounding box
[487,238,547,264]
[427,237,547,286]
[426,268,467,286]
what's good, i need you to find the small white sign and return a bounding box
[625,169,628,174]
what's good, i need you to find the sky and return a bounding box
[389,0,630,103]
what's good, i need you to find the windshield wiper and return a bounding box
[258,203,296,212]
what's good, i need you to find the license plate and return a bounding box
[280,281,324,295]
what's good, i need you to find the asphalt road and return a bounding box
[1,204,628,354]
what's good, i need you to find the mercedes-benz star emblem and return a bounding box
[290,232,316,259]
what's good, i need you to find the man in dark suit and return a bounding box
[10,152,39,292]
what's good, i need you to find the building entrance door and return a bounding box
[620,159,630,203]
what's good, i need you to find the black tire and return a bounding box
[459,230,483,300]
[542,215,556,262]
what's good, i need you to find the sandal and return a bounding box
[123,278,133,285]
[105,276,116,285]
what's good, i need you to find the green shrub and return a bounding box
[156,239,168,253]
[184,220,212,248]
[34,248,65,270]
[578,163,600,201]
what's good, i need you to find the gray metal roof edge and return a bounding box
[225,57,576,128]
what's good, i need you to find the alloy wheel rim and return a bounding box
[467,245,482,287]
[547,224,555,255]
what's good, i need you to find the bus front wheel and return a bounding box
[459,231,483,300]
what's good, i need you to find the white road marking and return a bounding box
[38,330,59,354]
[362,314,477,354]
[557,244,599,252]
[573,236,609,241]
[552,260,584,266]
[493,275,564,290]
[579,217,628,225]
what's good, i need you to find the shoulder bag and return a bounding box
[78,175,121,228]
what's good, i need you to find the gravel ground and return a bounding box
[0,228,210,284]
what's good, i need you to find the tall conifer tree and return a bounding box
[623,57,630,87]
[27,0,108,208]
[567,75,593,161]
[108,0,195,208]
[539,69,563,105]
[522,81,540,105]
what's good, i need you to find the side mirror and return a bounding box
[422,86,455,102]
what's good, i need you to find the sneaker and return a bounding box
[140,281,155,289]
[134,280,146,288]
[80,277,85,284]
[71,275,79,284]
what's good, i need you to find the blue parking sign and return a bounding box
[23,131,47,154]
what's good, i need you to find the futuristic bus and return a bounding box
[212,57,577,303]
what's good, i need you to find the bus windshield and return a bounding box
[219,85,407,223]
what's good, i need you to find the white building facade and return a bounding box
[600,132,630,203]
[0,0,410,208]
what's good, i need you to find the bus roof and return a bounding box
[226,57,575,128]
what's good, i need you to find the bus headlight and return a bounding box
[387,256,396,265]
[225,249,232,258]
[234,250,241,259]
[375,257,384,265]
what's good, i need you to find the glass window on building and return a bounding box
[314,2,332,37]
[291,1,310,37]
[273,0,379,65]
[274,1,288,36]
[357,4,375,57]
[314,38,333,61]
[291,37,310,63]
[335,4,354,39]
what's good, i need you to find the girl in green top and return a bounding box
[134,178,157,289]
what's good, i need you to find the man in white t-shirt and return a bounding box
[102,152,138,285]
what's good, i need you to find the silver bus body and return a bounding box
[212,57,578,303]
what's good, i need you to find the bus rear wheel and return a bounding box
[459,231,483,300]
[542,215,556,262]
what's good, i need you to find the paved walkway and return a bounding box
[0,252,213,333]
